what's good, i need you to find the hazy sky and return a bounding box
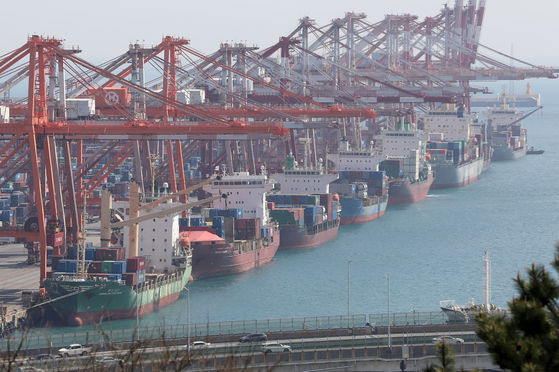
[2,0,557,67]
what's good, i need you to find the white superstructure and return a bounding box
[270,161,338,194]
[482,98,524,128]
[113,199,182,272]
[374,130,429,158]
[327,139,386,171]
[203,172,273,225]
[419,104,476,142]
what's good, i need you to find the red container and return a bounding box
[122,272,138,286]
[46,232,64,247]
[51,254,65,270]
[89,261,103,273]
[235,218,247,229]
[320,193,333,206]
[291,195,301,204]
[245,218,261,229]
[46,271,53,279]
[95,248,108,261]
[236,229,247,240]
[80,87,131,109]
[127,256,146,272]
[105,248,123,261]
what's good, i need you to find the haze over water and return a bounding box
[47,79,559,333]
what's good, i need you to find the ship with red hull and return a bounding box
[183,225,279,280]
[276,220,339,249]
[387,173,434,205]
[195,172,280,279]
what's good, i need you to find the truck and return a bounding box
[58,344,92,357]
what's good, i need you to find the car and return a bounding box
[261,341,291,353]
[30,354,56,361]
[58,344,92,357]
[17,367,44,372]
[239,333,267,343]
[189,341,211,349]
[433,335,464,344]
[95,356,124,365]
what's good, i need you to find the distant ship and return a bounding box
[484,96,543,161]
[328,139,388,224]
[471,82,541,108]
[374,129,434,205]
[268,155,340,249]
[419,103,490,189]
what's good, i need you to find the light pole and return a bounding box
[385,275,390,347]
[184,286,190,351]
[348,260,354,328]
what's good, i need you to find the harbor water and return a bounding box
[44,79,559,333]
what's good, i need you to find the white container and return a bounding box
[0,106,9,123]
[66,98,95,119]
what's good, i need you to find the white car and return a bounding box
[189,341,211,349]
[261,341,291,353]
[433,336,464,344]
[95,356,124,365]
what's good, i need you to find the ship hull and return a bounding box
[387,173,434,205]
[278,219,340,250]
[491,146,527,161]
[339,196,388,225]
[42,266,191,326]
[191,237,279,280]
[430,158,484,189]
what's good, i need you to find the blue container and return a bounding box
[228,208,243,218]
[304,215,318,225]
[0,200,8,210]
[179,218,189,227]
[304,206,318,216]
[212,216,224,227]
[1,210,13,221]
[137,270,146,283]
[107,274,122,281]
[339,171,349,179]
[66,260,77,272]
[209,209,221,217]
[332,209,338,220]
[261,227,268,238]
[214,227,224,238]
[112,261,127,274]
[217,209,229,217]
[300,195,308,204]
[284,195,292,204]
[85,248,97,261]
[10,193,24,207]
[190,217,205,227]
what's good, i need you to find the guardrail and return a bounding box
[0,311,479,352]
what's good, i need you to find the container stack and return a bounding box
[235,218,261,240]
[212,216,225,238]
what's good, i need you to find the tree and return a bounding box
[476,243,559,371]
[422,340,457,372]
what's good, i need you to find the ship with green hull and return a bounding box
[42,263,191,327]
[42,180,221,327]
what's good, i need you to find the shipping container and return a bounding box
[127,256,146,272]
[112,261,127,274]
[89,261,103,273]
[101,261,114,274]
[122,272,137,286]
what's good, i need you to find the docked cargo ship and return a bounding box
[266,155,340,249]
[186,172,279,279]
[267,193,340,249]
[471,83,541,108]
[42,184,199,327]
[328,139,388,224]
[419,104,490,189]
[374,130,434,205]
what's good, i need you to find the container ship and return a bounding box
[330,171,388,225]
[182,172,279,279]
[41,181,212,327]
[419,104,491,189]
[374,129,434,205]
[266,193,340,249]
[483,96,543,161]
[265,154,340,249]
[471,82,540,108]
[327,139,388,224]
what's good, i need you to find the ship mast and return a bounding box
[483,251,491,311]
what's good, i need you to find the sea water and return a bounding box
[45,79,559,333]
